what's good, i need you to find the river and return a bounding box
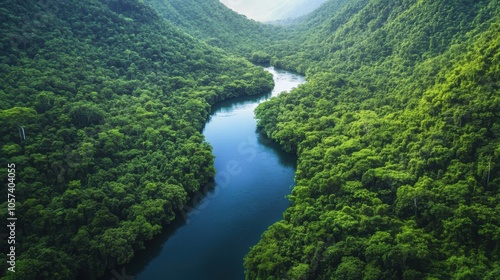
[125,67,305,280]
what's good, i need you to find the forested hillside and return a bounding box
[0,0,273,278]
[246,0,500,279]
[143,0,278,58]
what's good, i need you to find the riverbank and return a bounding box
[113,67,305,280]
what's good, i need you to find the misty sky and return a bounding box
[219,0,325,22]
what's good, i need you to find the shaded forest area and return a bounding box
[0,0,272,278]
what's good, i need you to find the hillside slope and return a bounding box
[246,0,500,279]
[144,0,278,57]
[0,0,272,278]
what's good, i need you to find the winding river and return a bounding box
[126,67,305,280]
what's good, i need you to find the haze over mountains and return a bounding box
[219,0,327,21]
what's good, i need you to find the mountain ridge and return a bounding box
[220,0,328,22]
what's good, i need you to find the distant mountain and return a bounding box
[144,0,278,57]
[267,0,329,21]
[220,0,328,22]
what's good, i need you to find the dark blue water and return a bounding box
[127,67,305,280]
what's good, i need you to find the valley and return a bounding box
[0,0,499,279]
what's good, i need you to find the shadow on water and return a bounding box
[96,216,186,280]
[210,91,272,113]
[98,181,218,280]
[256,130,297,169]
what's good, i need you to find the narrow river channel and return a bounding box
[127,67,305,280]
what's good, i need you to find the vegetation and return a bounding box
[246,0,500,279]
[0,0,272,278]
[1,0,499,279]
[143,0,279,59]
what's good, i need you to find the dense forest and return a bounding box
[245,0,500,279]
[0,0,272,278]
[1,0,499,279]
[142,0,277,57]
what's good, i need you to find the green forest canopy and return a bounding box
[0,0,499,279]
[245,0,500,279]
[0,0,272,278]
